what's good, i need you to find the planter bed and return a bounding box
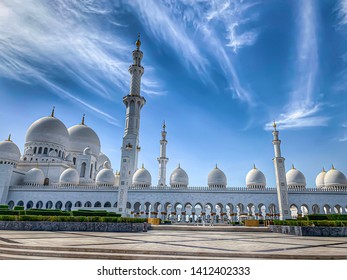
[0,221,147,232]
[269,225,347,237]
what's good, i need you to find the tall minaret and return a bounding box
[117,34,146,216]
[157,121,169,187]
[272,121,291,220]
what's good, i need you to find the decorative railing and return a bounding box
[9,184,347,193]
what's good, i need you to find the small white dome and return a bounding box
[207,165,227,188]
[324,166,347,188]
[286,165,306,189]
[0,138,21,163]
[96,166,115,186]
[246,165,266,188]
[170,164,189,188]
[48,149,57,157]
[98,152,111,169]
[315,168,326,189]
[83,146,92,155]
[59,168,79,185]
[132,165,151,187]
[103,161,111,169]
[24,168,44,185]
[68,123,100,156]
[25,115,69,148]
[25,147,34,156]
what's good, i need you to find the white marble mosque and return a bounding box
[0,35,346,222]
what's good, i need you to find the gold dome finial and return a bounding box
[136,32,141,50]
[163,120,166,131]
[81,114,85,125]
[253,163,256,169]
[273,120,277,131]
[332,164,335,170]
[51,106,55,117]
[322,167,325,172]
[292,164,295,170]
[141,163,144,168]
[178,163,180,168]
[7,133,11,142]
[215,163,218,169]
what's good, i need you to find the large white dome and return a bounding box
[207,165,227,188]
[286,165,306,189]
[59,168,79,185]
[315,168,326,189]
[96,165,115,186]
[324,166,347,188]
[24,168,44,185]
[25,115,69,148]
[132,165,151,187]
[68,123,100,156]
[0,138,21,163]
[246,166,266,188]
[170,164,189,188]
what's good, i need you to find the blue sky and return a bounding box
[1,0,347,187]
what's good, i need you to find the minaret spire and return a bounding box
[271,123,290,220]
[158,121,169,187]
[117,34,146,216]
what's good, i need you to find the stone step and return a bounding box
[0,246,227,260]
[150,225,271,232]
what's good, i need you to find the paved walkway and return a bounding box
[0,226,347,259]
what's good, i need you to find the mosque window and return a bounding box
[45,201,53,209]
[90,164,93,178]
[44,178,49,186]
[55,201,62,210]
[58,150,61,158]
[73,157,76,165]
[74,201,82,207]
[38,147,42,154]
[0,161,2,164]
[24,157,27,161]
[43,148,48,154]
[34,147,37,154]
[80,162,86,177]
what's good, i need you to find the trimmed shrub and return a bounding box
[0,204,9,210]
[13,206,24,211]
[0,210,19,215]
[306,214,347,221]
[0,215,147,223]
[0,215,16,221]
[26,209,71,216]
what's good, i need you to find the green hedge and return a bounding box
[0,210,20,215]
[0,205,9,210]
[274,220,347,227]
[306,214,347,221]
[13,206,24,211]
[0,215,147,223]
[26,209,70,216]
[72,210,121,217]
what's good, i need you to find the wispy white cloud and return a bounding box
[127,0,259,105]
[266,0,328,130]
[0,0,164,125]
[339,135,347,142]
